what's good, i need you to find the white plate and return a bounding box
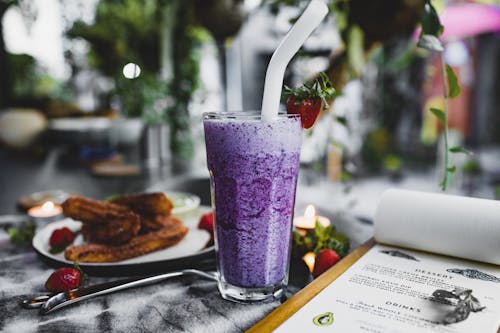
[32,206,212,267]
[165,191,201,214]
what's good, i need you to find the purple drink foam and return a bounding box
[204,114,302,288]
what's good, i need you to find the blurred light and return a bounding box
[444,41,469,67]
[123,63,141,79]
[302,251,316,273]
[244,0,262,12]
[42,201,55,211]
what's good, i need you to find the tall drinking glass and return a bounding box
[203,111,302,303]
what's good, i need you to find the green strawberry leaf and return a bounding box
[49,245,68,254]
[446,65,461,98]
[292,220,350,259]
[282,72,336,110]
[74,261,88,285]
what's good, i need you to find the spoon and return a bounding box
[22,269,217,314]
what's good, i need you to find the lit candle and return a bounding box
[294,204,330,230]
[302,251,316,273]
[28,201,63,222]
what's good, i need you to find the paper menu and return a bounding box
[274,244,500,333]
[375,189,500,266]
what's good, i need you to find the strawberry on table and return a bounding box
[284,72,335,129]
[45,267,82,292]
[312,248,341,278]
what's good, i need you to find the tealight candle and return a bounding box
[294,204,331,230]
[302,251,316,273]
[28,201,63,223]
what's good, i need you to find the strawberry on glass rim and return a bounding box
[283,72,335,129]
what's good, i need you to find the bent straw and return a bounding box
[261,0,328,122]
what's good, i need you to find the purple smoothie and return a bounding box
[204,113,302,288]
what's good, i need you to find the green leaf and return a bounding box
[347,25,365,75]
[421,2,444,37]
[387,42,415,71]
[449,146,471,155]
[292,221,350,259]
[335,116,348,127]
[440,176,449,191]
[463,159,482,175]
[336,10,348,32]
[7,222,36,245]
[445,65,461,98]
[105,194,122,202]
[430,107,446,125]
[49,245,66,254]
[440,166,456,191]
[417,34,444,52]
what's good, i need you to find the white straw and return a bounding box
[261,0,328,122]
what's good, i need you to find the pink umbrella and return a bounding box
[415,3,500,40]
[441,3,500,39]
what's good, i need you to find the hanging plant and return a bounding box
[66,0,210,157]
[417,0,470,190]
[266,0,467,190]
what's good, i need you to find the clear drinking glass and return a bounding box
[203,111,302,303]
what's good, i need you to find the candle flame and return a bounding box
[304,204,316,219]
[302,251,316,273]
[42,201,54,211]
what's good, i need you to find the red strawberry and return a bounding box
[49,227,75,250]
[286,96,323,129]
[45,267,81,292]
[312,248,341,278]
[284,72,335,129]
[61,227,75,242]
[198,212,214,233]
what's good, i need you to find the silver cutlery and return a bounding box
[22,269,217,315]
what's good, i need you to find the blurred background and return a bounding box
[0,0,499,217]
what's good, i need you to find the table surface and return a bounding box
[2,146,493,332]
[0,147,288,333]
[0,147,313,332]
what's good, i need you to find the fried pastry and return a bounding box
[81,212,141,245]
[65,217,188,262]
[110,192,173,217]
[62,195,131,225]
[139,213,180,233]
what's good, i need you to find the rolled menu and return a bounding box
[375,189,500,266]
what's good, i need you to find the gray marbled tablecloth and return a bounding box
[0,231,280,333]
[0,197,374,333]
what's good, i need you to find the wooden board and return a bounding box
[247,238,376,333]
